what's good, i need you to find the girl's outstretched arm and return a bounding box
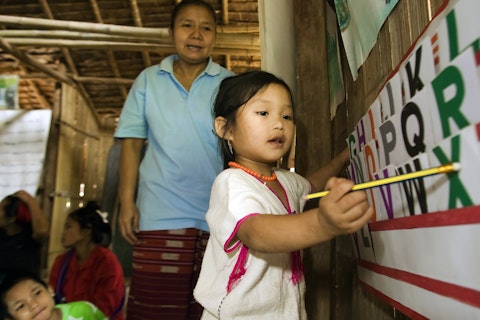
[236,177,373,253]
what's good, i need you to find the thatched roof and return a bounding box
[0,0,260,126]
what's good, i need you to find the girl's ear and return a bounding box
[214,116,231,139]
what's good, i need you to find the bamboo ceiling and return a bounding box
[0,0,261,126]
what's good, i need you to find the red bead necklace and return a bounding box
[228,161,277,181]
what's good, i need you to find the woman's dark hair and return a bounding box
[68,201,112,247]
[0,271,48,319]
[214,70,295,167]
[170,0,217,30]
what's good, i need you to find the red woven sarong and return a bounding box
[126,229,209,320]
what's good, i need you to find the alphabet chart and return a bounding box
[346,0,480,318]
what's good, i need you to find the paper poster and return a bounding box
[0,110,52,199]
[395,154,436,217]
[370,164,405,221]
[364,208,480,319]
[346,0,480,317]
[334,0,399,80]
[428,123,480,212]
[0,75,19,109]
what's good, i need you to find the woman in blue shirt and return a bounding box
[114,1,234,319]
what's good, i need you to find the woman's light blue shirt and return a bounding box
[114,55,234,231]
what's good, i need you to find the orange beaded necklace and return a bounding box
[228,161,277,182]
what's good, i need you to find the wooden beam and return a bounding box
[0,15,168,38]
[216,25,259,33]
[129,0,152,67]
[56,119,100,140]
[0,15,258,36]
[4,38,261,55]
[222,0,229,24]
[73,75,134,85]
[0,29,260,47]
[221,0,232,73]
[0,37,75,86]
[37,0,102,127]
[0,30,154,43]
[19,73,134,85]
[89,0,128,100]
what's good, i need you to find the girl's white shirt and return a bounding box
[194,168,311,320]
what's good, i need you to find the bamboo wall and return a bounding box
[294,0,446,319]
[46,83,114,272]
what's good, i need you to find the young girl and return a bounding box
[48,202,124,319]
[0,271,106,320]
[193,71,374,319]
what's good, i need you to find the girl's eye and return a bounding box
[15,303,25,312]
[283,115,293,121]
[257,111,268,116]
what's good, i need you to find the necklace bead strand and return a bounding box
[228,161,277,182]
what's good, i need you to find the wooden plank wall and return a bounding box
[46,83,113,272]
[294,0,446,319]
[294,1,332,319]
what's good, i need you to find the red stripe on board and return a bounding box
[359,280,428,320]
[358,260,480,309]
[369,205,480,231]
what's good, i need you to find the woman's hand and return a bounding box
[118,201,139,244]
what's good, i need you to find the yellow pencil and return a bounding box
[304,162,461,200]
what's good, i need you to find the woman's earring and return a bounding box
[227,140,233,155]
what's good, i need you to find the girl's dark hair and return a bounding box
[0,271,48,318]
[214,70,295,167]
[68,201,112,247]
[170,0,217,30]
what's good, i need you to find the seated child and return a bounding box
[0,190,49,278]
[0,271,107,320]
[48,201,124,319]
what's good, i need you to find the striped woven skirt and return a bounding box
[126,229,209,320]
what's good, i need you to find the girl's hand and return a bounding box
[316,177,373,238]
